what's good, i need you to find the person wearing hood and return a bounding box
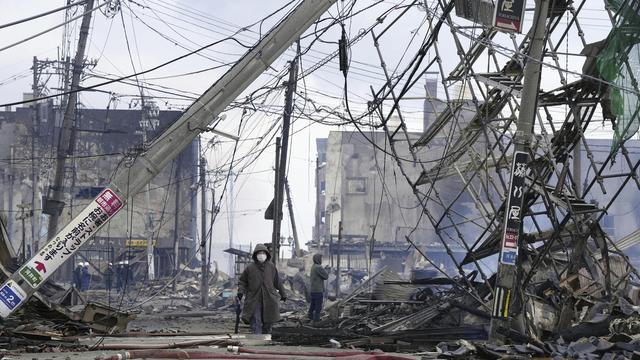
[308,254,329,322]
[237,244,286,334]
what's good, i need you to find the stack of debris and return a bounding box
[273,266,490,351]
[275,253,640,355]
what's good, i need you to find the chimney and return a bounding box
[423,72,439,131]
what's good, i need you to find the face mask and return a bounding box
[256,253,267,263]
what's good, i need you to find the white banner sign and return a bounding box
[0,188,122,317]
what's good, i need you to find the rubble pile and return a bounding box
[274,256,640,356]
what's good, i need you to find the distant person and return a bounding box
[308,254,329,322]
[123,260,133,285]
[237,244,286,334]
[104,263,114,291]
[115,262,123,291]
[81,262,91,291]
[73,263,83,289]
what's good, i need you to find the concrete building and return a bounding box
[0,100,197,281]
[311,75,489,276]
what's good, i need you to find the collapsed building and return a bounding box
[0,100,198,283]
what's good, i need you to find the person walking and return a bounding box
[308,254,329,322]
[237,244,286,334]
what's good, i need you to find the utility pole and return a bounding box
[16,204,32,262]
[200,186,218,308]
[46,0,94,245]
[228,171,235,276]
[200,155,209,308]
[31,56,39,254]
[335,221,342,298]
[314,157,321,245]
[172,159,181,291]
[284,179,300,257]
[489,0,550,344]
[271,42,300,263]
[271,137,281,263]
[142,102,156,281]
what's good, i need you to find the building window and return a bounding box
[321,211,326,224]
[347,178,366,194]
[320,181,326,193]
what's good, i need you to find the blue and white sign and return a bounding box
[501,250,517,265]
[0,280,26,316]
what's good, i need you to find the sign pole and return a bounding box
[488,0,550,344]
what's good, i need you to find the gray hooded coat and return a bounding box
[310,254,329,293]
[238,244,286,324]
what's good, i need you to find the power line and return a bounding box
[0,0,87,30]
[0,1,107,53]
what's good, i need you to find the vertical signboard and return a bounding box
[493,0,527,33]
[498,151,529,267]
[0,188,123,317]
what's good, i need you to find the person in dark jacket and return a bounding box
[308,254,329,322]
[81,262,91,291]
[73,263,83,289]
[237,244,286,334]
[104,263,114,291]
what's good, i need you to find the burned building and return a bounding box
[0,100,197,281]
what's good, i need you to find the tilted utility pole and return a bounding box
[284,179,300,257]
[489,0,550,344]
[46,0,94,246]
[271,43,300,263]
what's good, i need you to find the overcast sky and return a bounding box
[0,0,622,273]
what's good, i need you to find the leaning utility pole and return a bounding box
[489,0,550,344]
[46,0,94,244]
[284,179,300,257]
[271,42,300,263]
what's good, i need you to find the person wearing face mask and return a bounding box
[237,244,287,334]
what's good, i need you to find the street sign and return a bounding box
[0,281,26,313]
[0,188,123,317]
[498,151,529,266]
[493,0,527,33]
[125,239,157,247]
